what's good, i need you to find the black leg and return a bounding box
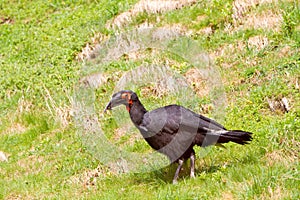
[173,159,184,184]
[190,152,195,178]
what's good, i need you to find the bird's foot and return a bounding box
[190,171,195,179]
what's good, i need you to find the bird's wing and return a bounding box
[170,105,226,132]
[192,111,226,131]
[141,105,225,136]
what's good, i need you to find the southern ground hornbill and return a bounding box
[104,90,253,183]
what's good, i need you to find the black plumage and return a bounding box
[104,90,253,183]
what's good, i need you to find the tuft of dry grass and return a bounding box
[43,87,72,128]
[67,165,108,187]
[266,97,290,113]
[16,95,33,115]
[261,186,289,200]
[247,35,270,52]
[76,33,108,61]
[184,68,210,98]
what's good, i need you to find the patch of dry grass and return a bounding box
[264,150,298,167]
[79,73,109,88]
[184,68,209,98]
[3,123,27,135]
[17,155,45,176]
[237,10,283,32]
[43,87,72,128]
[67,165,108,187]
[261,186,289,200]
[221,192,236,200]
[76,33,108,61]
[107,0,197,29]
[113,124,143,146]
[247,35,270,52]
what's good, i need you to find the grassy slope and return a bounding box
[0,0,299,199]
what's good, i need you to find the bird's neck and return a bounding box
[128,98,147,126]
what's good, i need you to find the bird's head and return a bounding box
[104,90,137,112]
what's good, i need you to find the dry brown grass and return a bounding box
[230,0,284,34]
[221,192,236,200]
[232,0,280,24]
[247,35,270,52]
[266,97,290,113]
[79,73,109,88]
[237,10,283,32]
[76,33,107,61]
[140,81,170,99]
[106,0,196,29]
[184,68,210,98]
[67,165,109,187]
[17,155,45,176]
[210,41,246,61]
[1,95,31,136]
[43,87,72,128]
[264,150,297,167]
[113,124,143,146]
[260,186,289,200]
[3,123,27,135]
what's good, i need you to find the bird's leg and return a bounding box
[173,159,184,184]
[190,152,195,178]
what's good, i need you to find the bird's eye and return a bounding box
[122,93,128,99]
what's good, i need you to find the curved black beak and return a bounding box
[103,101,112,113]
[103,92,127,113]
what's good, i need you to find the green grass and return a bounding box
[1,0,299,199]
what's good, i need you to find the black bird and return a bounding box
[104,90,253,183]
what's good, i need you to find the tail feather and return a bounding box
[217,130,253,145]
[201,130,253,147]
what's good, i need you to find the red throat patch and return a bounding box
[126,99,133,112]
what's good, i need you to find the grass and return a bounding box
[0,0,299,199]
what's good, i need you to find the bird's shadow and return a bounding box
[130,161,224,185]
